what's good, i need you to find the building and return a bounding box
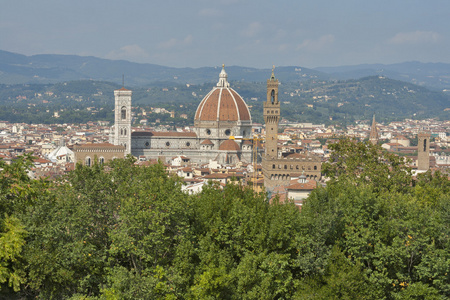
[262,67,322,191]
[369,114,378,145]
[417,132,430,171]
[73,143,125,166]
[111,66,256,165]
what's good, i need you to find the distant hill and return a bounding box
[0,76,448,125]
[315,62,450,91]
[0,50,326,86]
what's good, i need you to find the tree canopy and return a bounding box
[0,140,449,299]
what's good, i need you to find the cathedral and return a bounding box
[111,65,254,165]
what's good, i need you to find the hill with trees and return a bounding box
[2,49,450,91]
[1,75,448,125]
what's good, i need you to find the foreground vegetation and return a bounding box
[1,139,450,299]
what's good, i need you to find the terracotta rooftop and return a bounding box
[200,139,214,145]
[286,180,317,191]
[219,139,240,151]
[117,87,131,91]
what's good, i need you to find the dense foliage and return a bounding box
[1,140,450,299]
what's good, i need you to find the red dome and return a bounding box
[194,66,251,123]
[219,139,240,151]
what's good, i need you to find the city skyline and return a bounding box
[1,0,450,68]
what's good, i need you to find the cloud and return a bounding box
[198,8,220,17]
[240,22,262,38]
[278,44,289,51]
[387,31,441,45]
[296,34,335,51]
[105,44,149,62]
[158,35,193,49]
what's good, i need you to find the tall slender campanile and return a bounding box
[263,66,280,158]
[417,132,430,171]
[114,87,132,154]
[369,114,378,145]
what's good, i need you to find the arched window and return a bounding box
[272,164,275,169]
[85,157,91,167]
[314,165,317,170]
[271,89,275,104]
[121,107,126,120]
[99,157,105,164]
[123,129,127,136]
[423,139,427,152]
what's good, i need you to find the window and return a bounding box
[186,142,191,147]
[225,129,231,136]
[314,165,317,170]
[99,157,105,164]
[423,139,427,152]
[166,141,170,147]
[85,157,91,167]
[271,89,275,104]
[121,107,126,120]
[272,164,275,169]
[206,129,211,135]
[145,141,150,147]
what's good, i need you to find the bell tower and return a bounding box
[263,66,280,158]
[417,132,430,171]
[114,87,132,154]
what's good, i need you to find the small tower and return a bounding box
[263,66,280,158]
[114,87,132,154]
[369,114,378,145]
[417,132,430,171]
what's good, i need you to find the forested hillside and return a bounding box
[1,139,450,299]
[0,76,448,125]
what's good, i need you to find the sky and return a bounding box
[1,0,449,69]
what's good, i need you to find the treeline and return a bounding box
[1,139,450,299]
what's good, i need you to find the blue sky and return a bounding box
[1,0,449,68]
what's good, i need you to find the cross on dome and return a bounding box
[216,64,230,88]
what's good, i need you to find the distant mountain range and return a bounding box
[2,49,450,90]
[315,62,450,91]
[0,50,325,86]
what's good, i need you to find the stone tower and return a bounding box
[263,66,280,158]
[369,114,378,145]
[417,132,430,171]
[114,87,132,154]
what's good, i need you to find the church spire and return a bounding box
[369,114,378,145]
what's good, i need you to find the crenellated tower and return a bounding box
[263,66,280,158]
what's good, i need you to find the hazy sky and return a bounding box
[1,0,449,68]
